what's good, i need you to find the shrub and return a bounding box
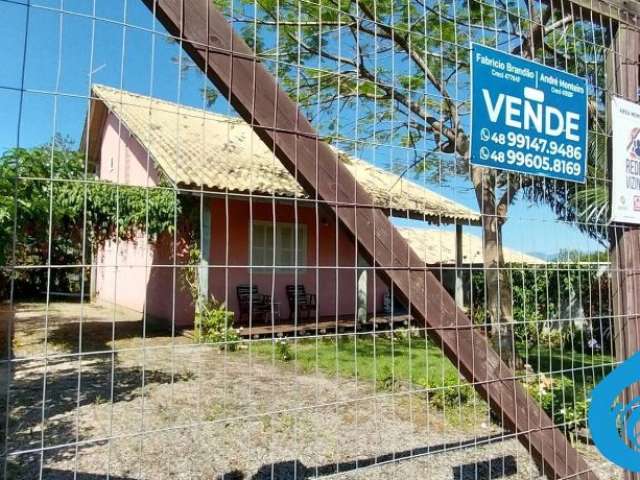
[562,327,604,353]
[471,264,612,354]
[195,297,240,350]
[0,141,182,299]
[538,327,566,348]
[418,373,475,409]
[561,398,590,431]
[525,374,588,431]
[182,245,240,350]
[392,327,420,341]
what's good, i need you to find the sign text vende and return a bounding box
[470,44,588,183]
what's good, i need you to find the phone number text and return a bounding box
[486,131,583,161]
[483,149,582,177]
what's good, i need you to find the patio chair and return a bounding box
[236,284,272,323]
[383,292,392,315]
[286,284,316,321]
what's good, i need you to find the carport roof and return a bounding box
[398,227,546,265]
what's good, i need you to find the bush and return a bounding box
[392,327,420,341]
[525,374,588,431]
[418,373,475,409]
[195,297,240,350]
[538,327,566,348]
[471,263,612,354]
[561,398,590,430]
[183,246,241,351]
[0,140,182,300]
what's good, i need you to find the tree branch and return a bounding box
[355,0,460,130]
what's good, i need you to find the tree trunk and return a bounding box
[471,165,516,367]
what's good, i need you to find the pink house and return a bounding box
[83,85,480,332]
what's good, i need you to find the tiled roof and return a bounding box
[90,84,481,224]
[398,227,546,265]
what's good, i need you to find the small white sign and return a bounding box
[611,97,640,224]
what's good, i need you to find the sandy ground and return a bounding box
[0,302,621,479]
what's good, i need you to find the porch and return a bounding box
[236,313,413,338]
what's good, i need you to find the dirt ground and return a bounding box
[0,302,621,479]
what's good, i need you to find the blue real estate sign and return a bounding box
[470,43,588,183]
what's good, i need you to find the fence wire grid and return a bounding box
[0,0,637,479]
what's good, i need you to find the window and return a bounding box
[251,222,307,268]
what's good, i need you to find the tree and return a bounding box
[208,0,608,365]
[0,139,181,298]
[524,128,610,247]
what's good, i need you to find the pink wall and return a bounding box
[95,112,194,326]
[98,113,161,187]
[95,233,194,327]
[144,233,195,326]
[95,110,388,328]
[95,235,152,313]
[207,197,388,322]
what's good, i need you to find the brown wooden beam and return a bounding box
[540,0,639,30]
[609,24,640,480]
[142,1,599,478]
[564,0,640,22]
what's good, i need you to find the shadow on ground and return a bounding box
[1,304,191,479]
[40,469,138,480]
[453,456,518,480]
[34,318,170,354]
[217,434,520,480]
[0,304,13,460]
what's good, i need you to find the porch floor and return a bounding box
[237,313,412,337]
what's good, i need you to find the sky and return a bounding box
[0,0,604,259]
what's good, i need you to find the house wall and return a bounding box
[97,113,162,187]
[95,233,194,327]
[95,235,152,313]
[94,112,194,326]
[206,197,388,322]
[94,111,388,327]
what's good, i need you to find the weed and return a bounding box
[206,403,227,421]
[274,339,293,362]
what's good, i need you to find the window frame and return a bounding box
[249,220,308,272]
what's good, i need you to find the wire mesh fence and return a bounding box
[0,0,638,478]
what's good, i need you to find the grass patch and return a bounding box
[249,332,479,413]
[251,334,615,389]
[250,333,463,389]
[247,331,617,430]
[517,343,615,388]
